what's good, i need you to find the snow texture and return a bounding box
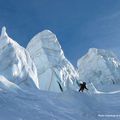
[27,30,79,92]
[0,27,119,120]
[77,48,120,92]
[0,27,40,91]
[0,89,120,120]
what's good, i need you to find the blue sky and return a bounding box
[0,0,120,66]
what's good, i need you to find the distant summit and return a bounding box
[77,48,120,91]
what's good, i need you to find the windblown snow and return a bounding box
[0,27,120,120]
[27,30,78,92]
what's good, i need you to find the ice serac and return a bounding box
[77,48,120,91]
[27,30,78,92]
[0,27,39,91]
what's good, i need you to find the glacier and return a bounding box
[27,30,79,92]
[0,27,40,91]
[77,48,120,92]
[0,27,119,120]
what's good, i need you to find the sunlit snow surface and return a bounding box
[27,30,79,92]
[0,27,120,120]
[77,48,120,92]
[0,27,40,91]
[0,89,120,120]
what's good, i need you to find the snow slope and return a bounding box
[0,27,39,91]
[0,75,21,93]
[0,89,120,120]
[0,28,119,120]
[77,48,120,92]
[27,30,78,92]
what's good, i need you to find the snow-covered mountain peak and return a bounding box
[0,26,8,38]
[87,48,117,58]
[77,48,119,68]
[88,48,98,54]
[77,48,120,92]
[87,48,105,56]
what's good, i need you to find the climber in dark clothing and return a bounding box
[79,82,88,92]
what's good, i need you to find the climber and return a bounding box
[78,82,88,92]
